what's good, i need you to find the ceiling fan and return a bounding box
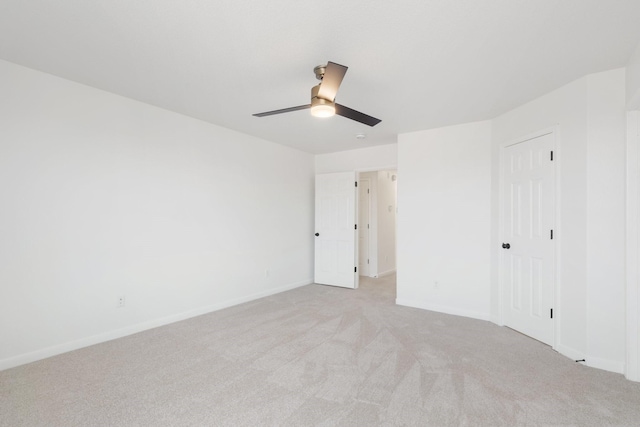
[252,61,381,127]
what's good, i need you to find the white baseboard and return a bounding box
[396,298,490,322]
[626,367,640,382]
[377,269,396,278]
[586,355,625,375]
[555,344,586,364]
[555,344,625,375]
[489,314,503,326]
[0,278,312,371]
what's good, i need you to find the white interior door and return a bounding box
[502,132,555,345]
[358,178,370,276]
[315,172,357,288]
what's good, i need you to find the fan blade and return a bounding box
[253,104,311,117]
[317,62,348,101]
[335,104,381,127]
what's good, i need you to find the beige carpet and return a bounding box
[2,274,640,426]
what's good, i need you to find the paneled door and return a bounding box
[314,172,357,288]
[502,132,555,345]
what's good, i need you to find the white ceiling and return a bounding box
[1,0,640,154]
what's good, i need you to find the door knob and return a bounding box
[502,243,511,249]
[315,233,320,236]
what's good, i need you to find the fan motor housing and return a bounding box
[311,84,333,106]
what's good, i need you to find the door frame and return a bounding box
[626,110,640,381]
[358,177,372,277]
[356,167,398,279]
[497,126,560,350]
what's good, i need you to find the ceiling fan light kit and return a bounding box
[253,61,381,127]
[310,85,335,117]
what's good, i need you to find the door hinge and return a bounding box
[355,224,357,230]
[550,308,554,319]
[367,189,370,194]
[367,259,369,264]
[550,229,554,240]
[355,181,358,187]
[550,151,554,161]
[354,267,357,273]
[367,224,370,229]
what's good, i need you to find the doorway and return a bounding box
[358,170,397,279]
[358,177,371,277]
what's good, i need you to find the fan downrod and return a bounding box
[313,64,326,80]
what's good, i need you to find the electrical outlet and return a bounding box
[265,269,270,278]
[434,281,439,289]
[117,295,126,308]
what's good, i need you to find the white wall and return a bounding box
[315,144,397,174]
[397,121,492,320]
[586,69,627,373]
[627,110,640,381]
[376,171,397,276]
[627,39,640,381]
[491,68,627,373]
[0,60,315,370]
[627,40,640,109]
